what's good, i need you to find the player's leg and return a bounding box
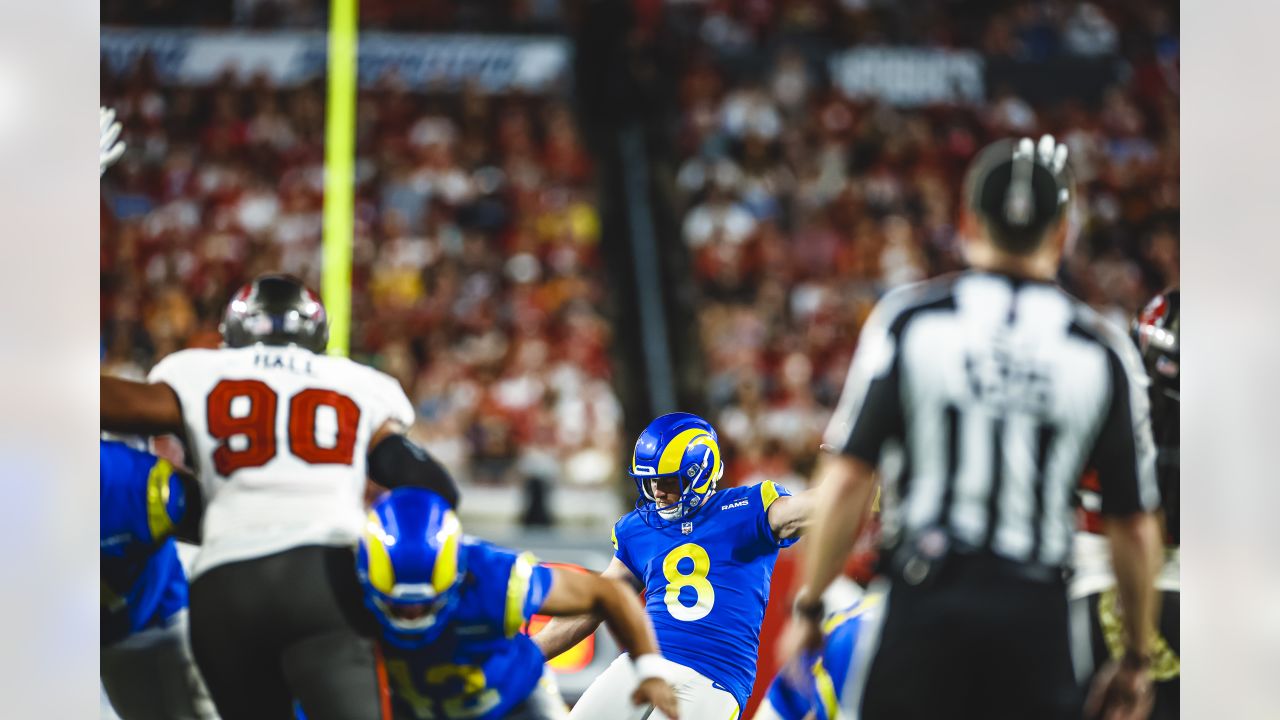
[189,559,294,720]
[504,667,571,720]
[279,546,388,720]
[648,669,739,720]
[566,655,653,720]
[281,631,385,720]
[100,612,218,720]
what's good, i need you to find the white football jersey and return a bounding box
[148,344,414,578]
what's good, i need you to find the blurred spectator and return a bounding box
[1064,2,1119,56]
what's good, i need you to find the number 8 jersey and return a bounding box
[149,344,414,578]
[611,480,798,712]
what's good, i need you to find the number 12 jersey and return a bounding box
[150,344,414,578]
[611,481,798,712]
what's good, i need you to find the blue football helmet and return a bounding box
[356,488,465,648]
[629,412,724,522]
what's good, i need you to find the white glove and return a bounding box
[99,106,126,177]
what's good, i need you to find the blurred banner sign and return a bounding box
[100,29,569,92]
[829,47,985,107]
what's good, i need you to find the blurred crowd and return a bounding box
[100,0,1178,502]
[673,0,1178,489]
[100,63,624,490]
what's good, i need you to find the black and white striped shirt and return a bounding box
[824,270,1160,569]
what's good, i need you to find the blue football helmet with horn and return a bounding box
[628,412,725,522]
[356,488,465,648]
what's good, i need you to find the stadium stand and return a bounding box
[100,0,1178,505]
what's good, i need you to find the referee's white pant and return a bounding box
[101,610,219,720]
[569,654,740,720]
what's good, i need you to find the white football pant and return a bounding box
[569,654,740,720]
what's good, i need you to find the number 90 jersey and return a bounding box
[149,345,414,578]
[611,481,798,712]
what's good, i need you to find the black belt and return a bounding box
[881,532,1068,588]
[943,550,1067,584]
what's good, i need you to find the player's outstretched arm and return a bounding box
[532,556,636,660]
[366,420,460,507]
[778,453,877,664]
[767,488,820,540]
[798,454,877,601]
[101,376,184,435]
[537,565,679,719]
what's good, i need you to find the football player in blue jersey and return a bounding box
[754,596,884,720]
[100,439,217,720]
[356,487,680,720]
[534,412,817,720]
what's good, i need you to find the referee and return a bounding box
[779,136,1164,720]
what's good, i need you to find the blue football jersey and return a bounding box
[380,539,555,720]
[760,596,882,720]
[612,481,798,712]
[760,664,810,720]
[99,440,190,646]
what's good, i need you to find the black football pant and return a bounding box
[857,554,1081,720]
[189,545,388,720]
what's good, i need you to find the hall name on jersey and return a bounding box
[254,350,315,375]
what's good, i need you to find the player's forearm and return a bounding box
[594,576,661,658]
[101,376,184,434]
[533,612,605,660]
[800,455,875,598]
[1105,512,1162,657]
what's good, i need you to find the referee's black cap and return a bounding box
[964,135,1074,255]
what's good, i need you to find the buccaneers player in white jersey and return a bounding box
[102,275,458,720]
